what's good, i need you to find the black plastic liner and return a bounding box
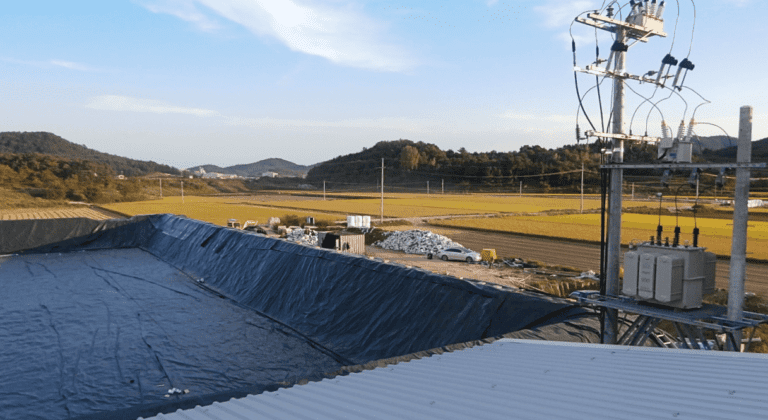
[2,215,592,419]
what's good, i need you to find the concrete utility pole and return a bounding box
[160,179,163,199]
[427,180,430,195]
[380,158,384,223]
[519,181,522,197]
[728,106,753,350]
[181,180,184,203]
[603,28,627,344]
[442,178,444,194]
[632,182,635,200]
[323,181,326,201]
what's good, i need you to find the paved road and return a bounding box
[437,227,768,297]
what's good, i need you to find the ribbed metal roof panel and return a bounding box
[141,339,768,420]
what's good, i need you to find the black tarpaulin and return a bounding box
[1,214,594,419]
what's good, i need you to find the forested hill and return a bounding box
[0,132,180,177]
[190,158,311,177]
[306,139,659,190]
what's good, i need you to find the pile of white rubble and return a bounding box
[286,228,319,246]
[374,229,464,255]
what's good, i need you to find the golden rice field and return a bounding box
[432,213,768,260]
[252,195,658,218]
[102,196,346,226]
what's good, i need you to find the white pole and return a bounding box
[323,180,326,201]
[519,181,522,197]
[380,158,384,223]
[427,180,430,195]
[604,28,626,345]
[580,162,584,214]
[696,176,699,201]
[728,106,753,350]
[442,179,444,194]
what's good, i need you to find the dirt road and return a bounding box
[431,226,768,297]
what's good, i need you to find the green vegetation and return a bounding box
[0,132,181,177]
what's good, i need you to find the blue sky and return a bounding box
[2,0,765,169]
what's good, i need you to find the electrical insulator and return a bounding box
[688,169,699,188]
[673,58,695,90]
[656,54,677,85]
[676,120,686,140]
[661,120,671,138]
[684,118,695,142]
[628,0,637,18]
[649,0,657,16]
[656,0,666,18]
[716,168,726,188]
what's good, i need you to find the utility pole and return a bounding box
[519,181,522,197]
[601,27,627,345]
[323,180,326,201]
[728,106,753,350]
[160,178,163,199]
[632,182,635,200]
[427,180,430,195]
[442,179,444,194]
[380,158,384,223]
[580,162,584,214]
[181,180,184,203]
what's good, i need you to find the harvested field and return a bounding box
[102,196,346,226]
[0,206,116,220]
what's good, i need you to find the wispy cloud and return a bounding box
[50,59,98,72]
[2,57,100,71]
[86,95,220,117]
[140,0,220,31]
[535,0,597,29]
[139,0,415,72]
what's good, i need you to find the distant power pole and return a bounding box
[442,178,444,194]
[380,158,384,223]
[181,180,184,203]
[160,179,163,198]
[427,180,430,195]
[323,180,326,201]
[580,163,584,214]
[519,181,522,197]
[632,182,635,200]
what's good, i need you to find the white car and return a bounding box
[433,247,482,263]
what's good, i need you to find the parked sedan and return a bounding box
[433,247,482,263]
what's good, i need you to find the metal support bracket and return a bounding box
[571,291,768,351]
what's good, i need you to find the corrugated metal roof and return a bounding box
[140,339,768,420]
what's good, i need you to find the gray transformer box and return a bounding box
[622,243,716,309]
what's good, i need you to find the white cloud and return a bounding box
[140,0,414,72]
[50,60,98,72]
[86,95,220,117]
[535,0,596,29]
[140,0,220,31]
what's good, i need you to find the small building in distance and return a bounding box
[261,172,278,178]
[318,231,365,254]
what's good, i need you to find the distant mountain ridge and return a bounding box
[189,158,312,177]
[0,132,180,177]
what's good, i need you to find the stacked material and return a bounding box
[374,229,463,255]
[286,228,318,246]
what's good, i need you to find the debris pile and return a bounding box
[286,228,319,246]
[374,229,463,255]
